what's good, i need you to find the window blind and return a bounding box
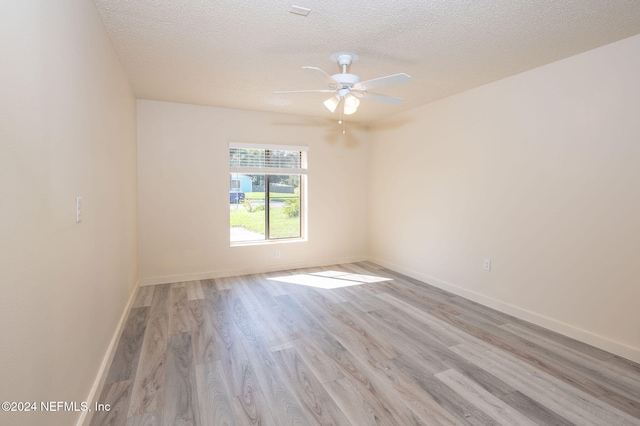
[229,143,308,175]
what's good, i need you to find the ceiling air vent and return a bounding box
[290,5,311,16]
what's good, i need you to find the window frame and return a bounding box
[229,143,308,245]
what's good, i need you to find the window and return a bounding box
[229,143,307,244]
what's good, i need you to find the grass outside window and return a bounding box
[230,206,300,239]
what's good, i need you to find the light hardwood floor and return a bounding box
[90,262,640,425]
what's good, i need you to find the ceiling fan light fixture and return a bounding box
[343,94,360,115]
[323,96,340,113]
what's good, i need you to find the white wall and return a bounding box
[137,100,369,284]
[369,34,640,362]
[0,1,138,425]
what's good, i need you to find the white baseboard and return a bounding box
[77,280,140,426]
[139,255,368,286]
[369,257,640,364]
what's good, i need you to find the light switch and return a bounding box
[76,196,82,223]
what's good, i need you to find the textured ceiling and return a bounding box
[93,0,640,123]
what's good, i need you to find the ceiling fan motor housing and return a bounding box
[332,73,360,87]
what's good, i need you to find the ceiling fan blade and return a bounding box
[360,92,404,105]
[302,66,340,89]
[353,73,411,91]
[273,89,336,94]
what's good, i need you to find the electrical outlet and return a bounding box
[484,258,491,271]
[275,251,281,259]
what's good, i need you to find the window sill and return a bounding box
[230,237,307,248]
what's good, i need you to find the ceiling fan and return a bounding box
[274,52,411,120]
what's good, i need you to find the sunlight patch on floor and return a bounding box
[268,271,392,289]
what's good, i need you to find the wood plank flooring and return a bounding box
[90,262,640,426]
